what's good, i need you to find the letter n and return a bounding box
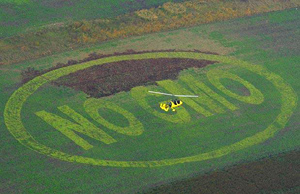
[35,105,116,150]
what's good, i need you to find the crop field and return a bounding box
[1,2,300,194]
[1,0,184,37]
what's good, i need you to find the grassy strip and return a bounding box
[1,0,299,65]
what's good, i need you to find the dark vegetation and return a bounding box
[141,149,300,194]
[21,50,217,98]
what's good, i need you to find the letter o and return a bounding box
[207,69,264,104]
[84,98,144,136]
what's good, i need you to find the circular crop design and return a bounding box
[4,52,297,167]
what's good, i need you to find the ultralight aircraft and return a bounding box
[148,91,199,112]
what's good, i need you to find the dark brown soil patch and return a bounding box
[54,58,215,98]
[140,150,300,194]
[21,50,217,98]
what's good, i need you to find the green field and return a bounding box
[1,8,299,193]
[0,0,184,37]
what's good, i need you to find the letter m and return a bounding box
[35,105,116,150]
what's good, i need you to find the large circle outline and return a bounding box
[4,52,298,167]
